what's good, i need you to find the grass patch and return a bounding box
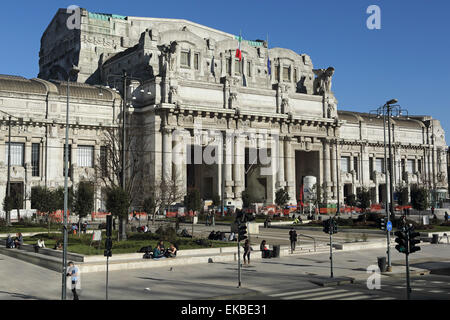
[0,223,60,234]
[23,231,236,256]
[415,225,450,233]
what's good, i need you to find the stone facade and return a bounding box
[0,75,120,211]
[0,8,446,212]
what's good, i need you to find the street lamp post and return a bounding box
[62,66,79,300]
[105,71,149,240]
[370,99,408,273]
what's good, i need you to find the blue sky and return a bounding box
[1,0,449,141]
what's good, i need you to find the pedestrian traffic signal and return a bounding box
[104,238,113,257]
[395,230,408,254]
[332,220,338,234]
[408,230,421,254]
[323,220,330,234]
[238,224,247,242]
[379,218,386,231]
[104,249,112,257]
[106,215,112,237]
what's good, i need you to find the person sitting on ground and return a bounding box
[158,240,165,252]
[153,244,166,259]
[14,233,23,249]
[228,232,236,242]
[6,234,14,248]
[208,230,216,240]
[214,231,222,240]
[54,240,63,250]
[260,240,271,259]
[34,238,45,253]
[165,243,177,258]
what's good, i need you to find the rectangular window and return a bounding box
[407,159,414,173]
[226,58,231,75]
[354,156,358,179]
[194,53,199,70]
[63,144,72,178]
[274,65,279,81]
[100,146,108,177]
[283,66,290,82]
[180,51,190,67]
[418,159,422,173]
[234,59,241,75]
[294,68,298,83]
[31,143,40,177]
[375,158,384,173]
[78,145,94,167]
[247,61,251,77]
[5,142,24,166]
[341,156,350,173]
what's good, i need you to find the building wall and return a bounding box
[3,10,446,213]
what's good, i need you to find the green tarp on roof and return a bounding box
[88,12,127,21]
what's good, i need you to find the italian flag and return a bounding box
[235,35,242,61]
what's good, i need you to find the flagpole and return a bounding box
[266,33,270,88]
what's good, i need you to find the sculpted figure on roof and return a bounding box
[313,67,335,95]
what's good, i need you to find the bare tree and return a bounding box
[94,120,150,240]
[144,179,184,225]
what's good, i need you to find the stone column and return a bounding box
[276,135,285,189]
[323,140,331,198]
[331,142,337,199]
[284,136,295,203]
[172,131,186,199]
[224,131,234,202]
[162,127,173,182]
[233,133,244,206]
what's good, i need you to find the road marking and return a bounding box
[430,290,443,294]
[340,295,373,300]
[393,286,405,289]
[284,289,348,300]
[373,297,397,300]
[413,288,424,291]
[431,281,444,284]
[271,287,334,297]
[309,291,364,300]
[145,288,151,292]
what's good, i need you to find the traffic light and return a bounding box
[395,230,408,254]
[235,210,244,223]
[408,230,421,254]
[238,224,247,242]
[323,220,330,234]
[379,218,386,231]
[106,215,113,237]
[104,238,113,257]
[332,219,338,234]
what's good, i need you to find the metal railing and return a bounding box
[298,233,316,252]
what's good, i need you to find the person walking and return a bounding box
[289,228,298,253]
[66,261,80,300]
[243,239,251,266]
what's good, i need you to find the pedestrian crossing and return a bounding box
[269,287,396,300]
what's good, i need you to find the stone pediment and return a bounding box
[159,29,205,48]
